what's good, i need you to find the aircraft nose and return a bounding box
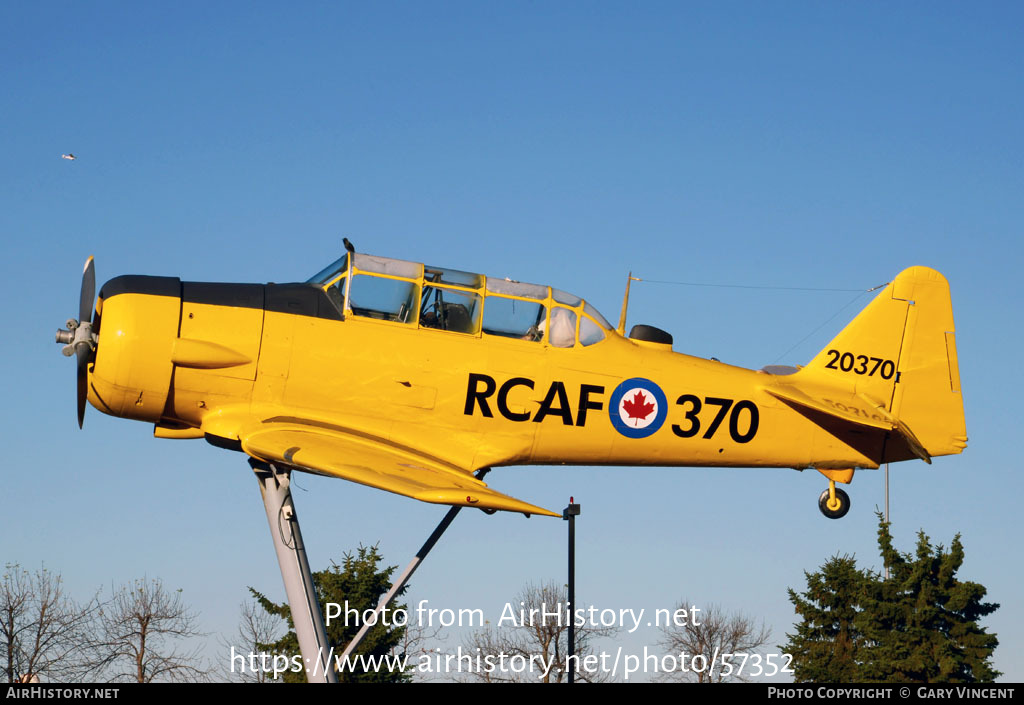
[87,275,182,422]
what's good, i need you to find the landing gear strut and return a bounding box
[818,480,851,519]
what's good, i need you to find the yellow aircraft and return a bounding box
[57,246,966,520]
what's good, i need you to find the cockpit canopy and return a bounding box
[308,252,612,347]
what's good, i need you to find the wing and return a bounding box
[240,418,559,517]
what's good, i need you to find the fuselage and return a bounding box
[87,275,884,475]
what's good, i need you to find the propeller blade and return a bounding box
[77,256,96,428]
[80,256,95,325]
[77,348,88,428]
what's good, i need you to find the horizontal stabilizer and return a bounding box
[764,385,891,432]
[765,384,931,464]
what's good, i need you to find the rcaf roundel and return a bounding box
[608,377,668,439]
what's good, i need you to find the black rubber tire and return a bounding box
[818,487,851,519]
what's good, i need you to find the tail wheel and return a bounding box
[818,487,851,519]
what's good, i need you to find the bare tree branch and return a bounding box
[82,578,210,683]
[1,564,98,683]
[461,581,617,683]
[219,598,286,683]
[657,600,771,683]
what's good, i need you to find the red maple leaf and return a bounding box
[622,390,655,426]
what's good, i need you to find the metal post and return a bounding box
[339,468,490,661]
[252,460,337,683]
[885,462,890,580]
[563,497,580,683]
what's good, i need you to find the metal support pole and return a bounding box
[339,468,491,661]
[252,460,338,683]
[563,497,580,684]
[885,462,890,580]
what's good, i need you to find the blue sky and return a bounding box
[3,1,1021,682]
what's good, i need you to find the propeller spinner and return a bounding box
[55,256,98,427]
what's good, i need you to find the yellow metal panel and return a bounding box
[154,424,205,439]
[89,293,178,423]
[803,276,910,411]
[252,309,296,414]
[180,301,262,380]
[816,468,855,484]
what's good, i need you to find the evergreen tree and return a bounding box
[783,555,866,683]
[858,519,1000,682]
[252,544,409,683]
[783,516,1000,683]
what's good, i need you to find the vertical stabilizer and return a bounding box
[802,267,966,459]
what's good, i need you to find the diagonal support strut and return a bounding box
[338,468,491,662]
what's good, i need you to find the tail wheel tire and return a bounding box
[818,487,851,519]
